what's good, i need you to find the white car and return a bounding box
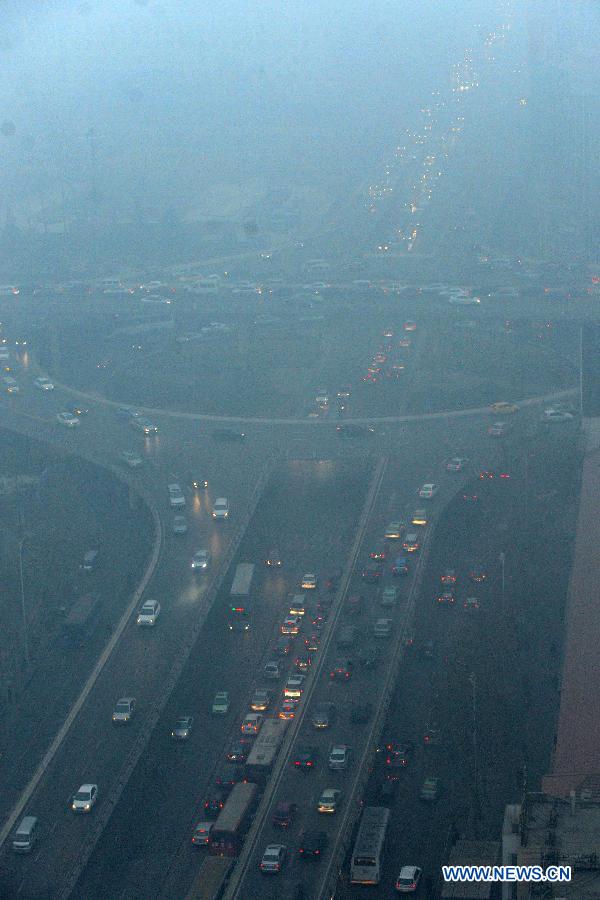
[328,745,352,770]
[172,515,187,535]
[373,617,393,638]
[395,866,422,893]
[317,787,342,813]
[403,533,420,552]
[212,497,229,519]
[448,294,480,305]
[71,783,98,813]
[446,456,468,472]
[56,412,80,428]
[284,674,306,698]
[259,844,287,874]
[136,599,161,626]
[281,615,302,635]
[191,550,211,571]
[34,376,54,391]
[384,522,404,540]
[120,450,143,468]
[168,484,186,507]
[543,408,574,423]
[418,483,438,499]
[191,821,213,847]
[301,573,317,589]
[112,697,136,724]
[240,713,264,735]
[212,691,230,715]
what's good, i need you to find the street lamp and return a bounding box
[468,672,480,821]
[18,537,30,669]
[499,551,506,609]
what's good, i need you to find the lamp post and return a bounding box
[469,672,480,821]
[499,551,506,610]
[18,537,30,670]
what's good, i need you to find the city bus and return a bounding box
[228,563,255,631]
[244,719,288,782]
[349,806,390,885]
[184,856,232,900]
[209,782,259,856]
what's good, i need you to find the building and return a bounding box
[502,790,600,898]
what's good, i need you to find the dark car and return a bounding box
[299,830,328,859]
[293,745,319,770]
[381,740,415,774]
[226,739,252,764]
[346,594,364,616]
[362,565,384,584]
[71,404,89,416]
[203,790,226,818]
[192,477,209,489]
[212,429,246,442]
[356,647,383,670]
[214,768,238,794]
[295,654,312,673]
[336,424,370,437]
[330,658,353,680]
[351,702,373,724]
[274,636,294,657]
[272,801,298,828]
[324,570,342,592]
[311,702,337,729]
[468,564,487,583]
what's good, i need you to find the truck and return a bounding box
[63,594,101,648]
[244,718,288,782]
[228,563,255,631]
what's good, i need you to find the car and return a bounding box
[191,549,211,571]
[330,658,353,680]
[203,790,226,818]
[288,595,306,616]
[488,420,511,437]
[212,497,229,519]
[384,521,404,540]
[337,385,352,399]
[420,776,440,801]
[71,784,98,813]
[259,844,287,874]
[448,293,480,305]
[490,401,518,415]
[241,713,264,735]
[328,745,352,770]
[281,614,302,636]
[299,830,328,858]
[403,533,420,553]
[56,411,80,428]
[264,659,282,679]
[272,802,297,828]
[395,866,423,893]
[191,822,213,847]
[304,633,320,653]
[446,456,468,472]
[418,483,438,499]
[462,490,479,503]
[80,549,99,572]
[274,635,294,656]
[381,740,414,769]
[171,716,194,740]
[337,624,357,648]
[351,702,373,724]
[226,739,252,764]
[317,787,342,814]
[293,745,319,769]
[542,408,574,423]
[441,568,457,584]
[212,428,246,442]
[172,515,187,535]
[191,476,208,489]
[116,405,141,420]
[362,564,384,583]
[212,691,230,715]
[301,573,317,590]
[34,376,54,391]
[374,617,393,638]
[250,689,272,712]
[112,697,136,724]
[464,596,480,610]
[311,702,336,729]
[324,569,342,592]
[136,599,161,626]
[468,564,487,583]
[436,590,455,605]
[398,337,411,348]
[120,450,143,468]
[423,724,442,746]
[381,586,398,607]
[168,484,185,507]
[70,404,89,416]
[391,556,409,576]
[284,674,305,698]
[279,698,300,720]
[130,417,158,435]
[294,654,312,673]
[265,549,282,567]
[369,544,386,561]
[404,321,417,332]
[411,509,428,526]
[422,639,436,659]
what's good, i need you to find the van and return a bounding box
[80,550,99,572]
[12,816,38,853]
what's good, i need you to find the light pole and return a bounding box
[499,551,506,610]
[18,537,30,670]
[469,672,480,821]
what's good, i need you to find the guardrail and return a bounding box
[58,456,276,899]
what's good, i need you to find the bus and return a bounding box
[62,594,101,648]
[228,563,255,631]
[244,719,288,782]
[349,806,390,885]
[209,782,258,856]
[184,856,232,900]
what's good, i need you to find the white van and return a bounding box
[12,816,39,853]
